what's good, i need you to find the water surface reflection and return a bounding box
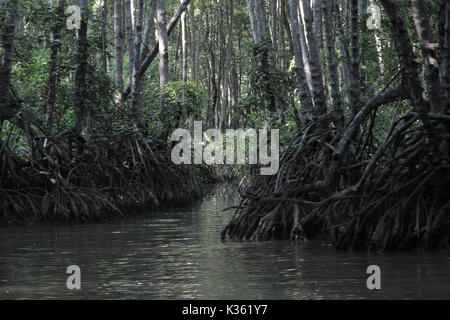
[1,186,449,299]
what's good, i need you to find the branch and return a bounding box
[123,0,191,100]
[335,86,409,156]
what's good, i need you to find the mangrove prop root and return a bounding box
[0,131,206,224]
[222,117,450,251]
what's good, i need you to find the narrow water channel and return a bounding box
[1,185,449,299]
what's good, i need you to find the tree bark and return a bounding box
[349,0,362,116]
[46,0,65,131]
[122,0,191,100]
[439,0,450,113]
[412,0,443,114]
[288,0,314,121]
[142,0,157,58]
[300,0,327,116]
[131,0,144,125]
[73,0,90,139]
[247,0,270,44]
[312,0,322,50]
[333,0,351,96]
[380,0,437,146]
[0,0,19,123]
[246,0,259,42]
[124,0,135,81]
[323,0,344,130]
[114,0,125,105]
[99,0,108,73]
[255,0,270,43]
[181,0,188,83]
[157,0,169,91]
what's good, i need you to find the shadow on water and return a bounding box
[0,184,449,300]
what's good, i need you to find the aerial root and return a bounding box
[0,131,205,223]
[222,116,450,251]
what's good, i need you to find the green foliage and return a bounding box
[156,81,210,130]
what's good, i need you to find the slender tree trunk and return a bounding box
[334,0,351,96]
[288,0,314,121]
[189,4,198,82]
[0,0,18,123]
[228,0,239,115]
[278,0,287,68]
[142,0,157,57]
[181,0,188,83]
[380,0,436,146]
[100,0,108,73]
[323,0,344,130]
[297,2,312,90]
[300,0,327,116]
[114,0,125,105]
[349,0,362,116]
[369,0,385,76]
[270,0,277,64]
[157,0,169,91]
[255,0,269,42]
[439,0,450,113]
[122,0,191,100]
[281,0,294,56]
[124,0,135,80]
[312,0,322,50]
[46,0,65,132]
[246,0,259,43]
[412,0,443,114]
[73,0,90,139]
[131,0,144,126]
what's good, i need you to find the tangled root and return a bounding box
[0,130,205,224]
[222,114,450,251]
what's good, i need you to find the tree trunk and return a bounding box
[246,0,259,42]
[439,0,450,113]
[124,0,135,81]
[46,0,65,132]
[312,0,322,50]
[255,0,269,42]
[189,4,198,82]
[300,0,327,116]
[323,0,344,130]
[380,0,436,145]
[288,0,314,121]
[131,0,144,126]
[157,0,169,91]
[99,0,108,73]
[142,0,157,58]
[114,0,124,105]
[181,0,188,83]
[0,0,19,123]
[73,0,90,139]
[333,0,351,98]
[122,0,191,100]
[349,0,362,116]
[412,0,443,114]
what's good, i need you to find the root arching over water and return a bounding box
[0,128,205,224]
[222,111,450,251]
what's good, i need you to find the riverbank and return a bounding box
[0,132,209,224]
